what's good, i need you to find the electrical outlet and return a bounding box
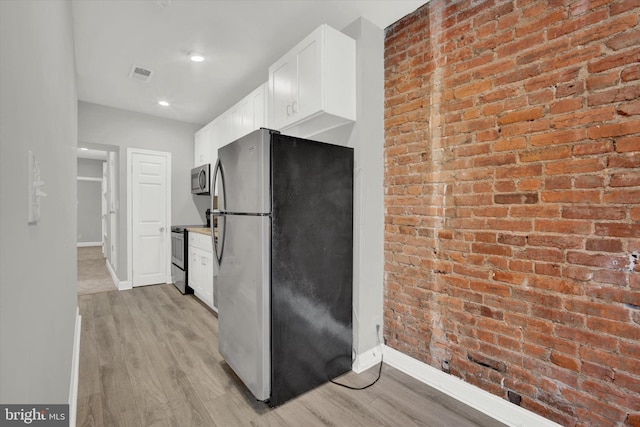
[441,360,451,374]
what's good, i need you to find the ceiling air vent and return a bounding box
[128,65,153,82]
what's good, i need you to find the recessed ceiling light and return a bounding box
[189,52,205,63]
[158,100,170,107]
[80,147,89,151]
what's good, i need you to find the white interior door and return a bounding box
[108,152,117,271]
[132,152,168,287]
[102,162,107,256]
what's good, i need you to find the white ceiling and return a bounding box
[71,0,426,126]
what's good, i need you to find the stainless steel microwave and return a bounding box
[191,164,210,195]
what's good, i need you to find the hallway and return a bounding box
[77,246,117,296]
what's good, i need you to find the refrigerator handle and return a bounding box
[211,159,225,268]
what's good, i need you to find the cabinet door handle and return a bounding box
[286,104,292,116]
[292,101,297,114]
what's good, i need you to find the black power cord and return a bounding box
[330,324,383,390]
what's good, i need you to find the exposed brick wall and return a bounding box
[383,0,639,425]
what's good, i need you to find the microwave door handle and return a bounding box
[198,169,207,191]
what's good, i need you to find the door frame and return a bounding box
[126,148,172,288]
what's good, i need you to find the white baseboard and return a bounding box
[383,346,561,427]
[352,345,383,373]
[105,259,131,291]
[68,308,81,427]
[118,280,132,291]
[77,242,101,247]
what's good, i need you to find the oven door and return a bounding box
[171,231,185,269]
[171,263,186,294]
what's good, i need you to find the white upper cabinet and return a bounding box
[268,24,356,138]
[197,82,267,162]
[225,83,267,146]
[194,122,214,167]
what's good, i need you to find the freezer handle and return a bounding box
[211,159,225,268]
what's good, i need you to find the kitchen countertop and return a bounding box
[188,227,212,236]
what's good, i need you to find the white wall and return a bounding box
[0,0,78,404]
[312,18,386,362]
[77,102,207,280]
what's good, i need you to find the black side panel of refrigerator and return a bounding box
[270,133,354,407]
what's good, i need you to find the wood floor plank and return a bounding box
[94,315,125,367]
[77,284,502,427]
[122,338,173,423]
[99,362,143,427]
[78,307,101,399]
[76,393,104,427]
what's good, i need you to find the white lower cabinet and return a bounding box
[188,231,217,312]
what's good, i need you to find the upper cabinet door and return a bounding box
[253,83,266,130]
[270,58,295,130]
[295,36,322,121]
[194,123,214,167]
[268,24,355,138]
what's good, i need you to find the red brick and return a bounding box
[606,28,640,50]
[574,175,605,188]
[498,107,544,125]
[496,164,542,179]
[493,137,527,152]
[622,64,640,82]
[567,251,630,269]
[550,352,580,371]
[541,190,601,203]
[588,47,640,73]
[595,223,640,238]
[472,243,512,256]
[547,8,608,40]
[562,206,626,220]
[609,153,640,168]
[550,98,583,114]
[565,298,630,321]
[536,219,592,235]
[587,317,640,340]
[551,107,616,129]
[545,158,607,175]
[453,80,492,99]
[603,189,640,204]
[571,13,639,47]
[520,146,571,162]
[586,70,620,91]
[528,234,583,249]
[589,85,640,107]
[545,176,572,190]
[617,99,640,117]
[586,238,623,253]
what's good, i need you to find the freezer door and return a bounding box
[217,214,271,401]
[217,129,271,215]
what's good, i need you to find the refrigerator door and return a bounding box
[217,214,271,401]
[216,129,271,215]
[270,134,354,406]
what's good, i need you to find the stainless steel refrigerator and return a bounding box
[211,128,353,406]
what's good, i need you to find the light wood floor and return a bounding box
[77,284,504,427]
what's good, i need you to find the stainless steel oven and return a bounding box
[171,226,193,294]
